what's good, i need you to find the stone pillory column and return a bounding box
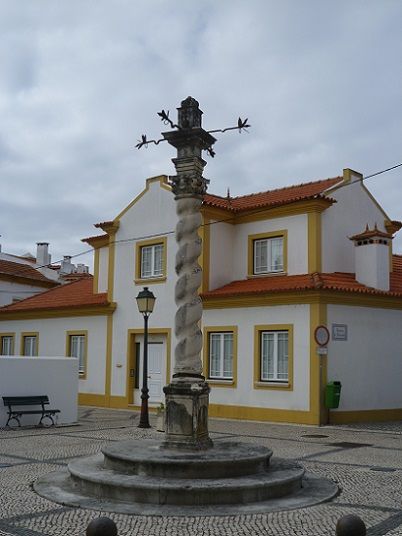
[162,97,216,449]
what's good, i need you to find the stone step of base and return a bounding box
[68,454,305,506]
[102,439,273,478]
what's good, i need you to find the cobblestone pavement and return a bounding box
[0,408,401,536]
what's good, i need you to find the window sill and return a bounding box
[134,276,167,285]
[247,272,287,279]
[207,379,236,388]
[254,381,292,391]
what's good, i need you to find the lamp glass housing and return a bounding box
[136,287,156,315]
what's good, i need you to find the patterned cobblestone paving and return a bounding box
[0,408,401,536]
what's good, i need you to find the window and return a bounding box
[254,325,293,390]
[21,333,38,356]
[209,332,233,379]
[0,334,14,355]
[135,237,167,283]
[261,331,288,382]
[203,327,238,387]
[66,332,87,376]
[254,237,284,273]
[141,244,163,278]
[248,231,287,276]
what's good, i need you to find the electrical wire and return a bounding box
[3,160,401,279]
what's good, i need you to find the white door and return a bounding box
[148,342,164,403]
[133,335,166,406]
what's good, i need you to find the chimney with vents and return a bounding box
[349,224,392,291]
[36,242,50,266]
[60,255,74,274]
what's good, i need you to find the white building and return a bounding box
[0,169,401,425]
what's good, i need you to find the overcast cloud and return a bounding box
[1,0,401,267]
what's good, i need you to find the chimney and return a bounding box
[60,255,74,274]
[349,224,392,291]
[76,263,89,274]
[36,242,50,266]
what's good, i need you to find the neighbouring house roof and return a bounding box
[203,177,342,212]
[0,259,59,288]
[202,256,402,300]
[0,277,110,314]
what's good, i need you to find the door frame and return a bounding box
[126,328,172,406]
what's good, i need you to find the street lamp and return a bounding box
[136,287,156,428]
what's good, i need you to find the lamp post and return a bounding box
[136,287,156,429]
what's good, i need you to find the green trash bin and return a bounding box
[325,381,342,409]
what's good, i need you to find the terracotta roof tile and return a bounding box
[203,177,342,212]
[0,277,109,313]
[0,259,58,285]
[202,263,402,300]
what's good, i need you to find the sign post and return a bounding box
[314,325,330,425]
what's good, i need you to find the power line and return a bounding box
[5,160,401,278]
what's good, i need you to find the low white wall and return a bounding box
[327,305,402,411]
[0,356,78,426]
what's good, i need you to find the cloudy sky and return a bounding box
[1,0,401,268]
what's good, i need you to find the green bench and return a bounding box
[3,395,60,427]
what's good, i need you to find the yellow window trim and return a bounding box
[253,324,293,391]
[66,330,88,380]
[135,236,167,284]
[0,332,15,355]
[20,332,39,356]
[247,230,288,277]
[203,326,238,388]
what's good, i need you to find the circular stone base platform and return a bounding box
[34,439,338,516]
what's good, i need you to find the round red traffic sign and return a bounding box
[314,325,330,347]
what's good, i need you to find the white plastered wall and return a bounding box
[0,280,51,306]
[110,180,178,397]
[232,214,308,281]
[209,221,234,290]
[203,304,311,411]
[0,356,78,425]
[322,181,388,273]
[327,305,402,410]
[0,315,108,395]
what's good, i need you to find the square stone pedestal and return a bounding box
[163,379,212,450]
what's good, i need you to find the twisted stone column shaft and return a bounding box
[173,196,203,377]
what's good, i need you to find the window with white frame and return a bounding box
[69,334,86,375]
[254,236,284,274]
[209,332,233,380]
[140,243,164,279]
[23,336,37,356]
[0,335,14,355]
[260,330,288,382]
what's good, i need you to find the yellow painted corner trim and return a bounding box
[114,175,170,221]
[247,230,288,277]
[0,332,15,355]
[253,324,294,391]
[309,302,327,426]
[65,330,88,380]
[199,216,210,292]
[20,332,39,356]
[107,231,117,302]
[104,314,113,406]
[135,236,167,282]
[203,326,238,388]
[308,211,322,273]
[93,248,100,294]
[329,408,402,424]
[208,404,316,425]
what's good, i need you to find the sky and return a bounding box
[1,0,401,269]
